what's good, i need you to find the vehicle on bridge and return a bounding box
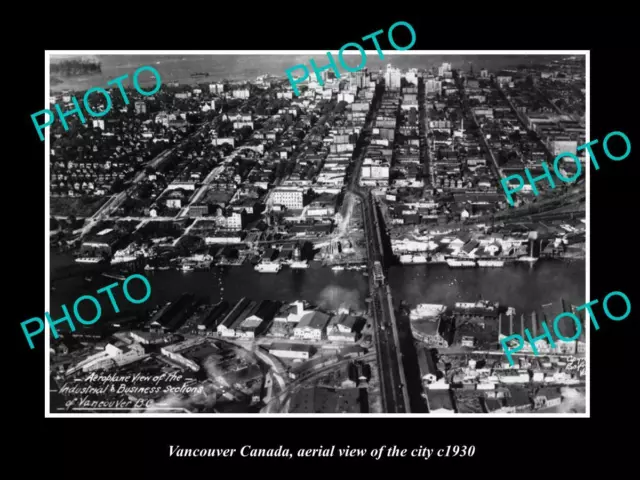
[373,260,385,286]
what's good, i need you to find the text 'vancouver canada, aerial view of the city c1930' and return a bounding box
[47,52,586,416]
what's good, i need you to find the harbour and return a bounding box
[51,252,585,321]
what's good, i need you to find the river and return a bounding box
[50,252,585,320]
[388,260,585,315]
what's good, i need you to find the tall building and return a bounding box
[425,79,442,95]
[271,187,304,209]
[405,69,418,86]
[437,62,452,77]
[385,65,401,90]
[134,101,146,114]
[354,70,369,89]
[232,89,250,99]
[321,69,339,85]
[209,83,224,94]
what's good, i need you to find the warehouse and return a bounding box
[293,311,331,341]
[268,342,316,360]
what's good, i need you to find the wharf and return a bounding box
[215,258,245,267]
[102,272,127,281]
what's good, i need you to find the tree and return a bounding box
[186,113,202,124]
[218,121,234,137]
[177,235,204,254]
[138,183,153,200]
[111,179,126,193]
[239,126,253,139]
[220,143,234,157]
[333,101,347,115]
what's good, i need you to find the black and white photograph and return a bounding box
[10,10,640,476]
[44,51,589,416]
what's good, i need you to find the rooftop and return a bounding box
[297,311,331,330]
[269,342,315,353]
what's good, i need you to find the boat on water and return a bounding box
[398,254,428,264]
[102,272,126,281]
[75,256,103,264]
[331,265,345,271]
[290,260,309,269]
[181,264,194,272]
[517,239,540,265]
[517,256,538,265]
[254,262,282,273]
[399,254,413,264]
[410,303,447,320]
[347,264,366,271]
[428,253,447,264]
[446,258,477,268]
[455,300,499,312]
[111,255,138,265]
[111,244,147,265]
[477,259,505,267]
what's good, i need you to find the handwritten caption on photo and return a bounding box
[169,444,476,460]
[59,371,200,410]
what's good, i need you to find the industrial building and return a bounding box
[65,343,146,376]
[235,300,281,339]
[197,301,231,331]
[268,342,316,360]
[325,314,365,343]
[293,311,331,341]
[150,293,197,332]
[161,337,215,372]
[217,298,257,338]
[497,298,586,355]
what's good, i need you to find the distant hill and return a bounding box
[51,58,102,77]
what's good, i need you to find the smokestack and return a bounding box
[499,313,502,338]
[532,311,537,338]
[509,313,513,336]
[520,314,525,338]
